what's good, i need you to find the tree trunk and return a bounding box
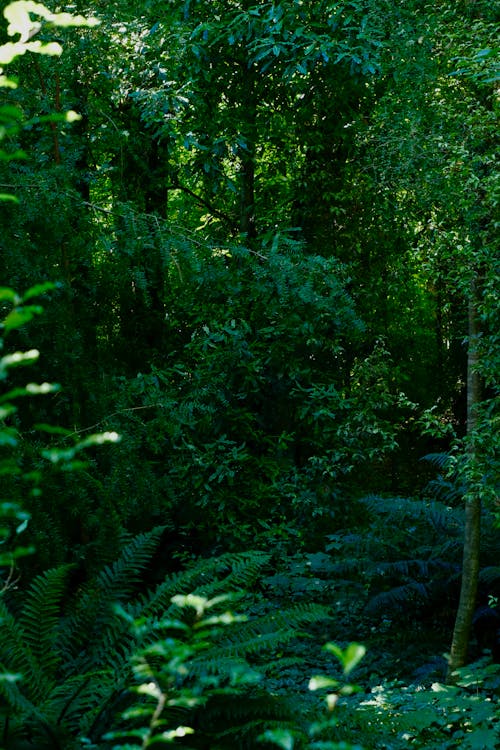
[447,279,482,680]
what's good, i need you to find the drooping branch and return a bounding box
[167,179,234,228]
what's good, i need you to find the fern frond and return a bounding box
[479,566,500,586]
[134,550,271,622]
[366,582,430,615]
[195,693,308,748]
[210,550,272,589]
[19,564,74,698]
[92,525,167,602]
[421,452,451,469]
[427,502,463,534]
[0,598,37,679]
[373,559,456,579]
[0,664,37,716]
[133,565,221,620]
[361,495,463,538]
[64,526,165,667]
[40,669,118,736]
[426,478,462,505]
[190,603,329,668]
[249,602,330,635]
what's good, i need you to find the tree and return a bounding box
[356,0,499,673]
[2,0,498,692]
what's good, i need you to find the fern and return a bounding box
[105,586,328,749]
[366,582,431,616]
[0,528,166,748]
[479,566,500,587]
[0,598,38,683]
[44,670,117,736]
[422,452,452,470]
[1,538,332,749]
[19,564,74,699]
[361,493,463,529]
[0,665,36,716]
[196,695,308,749]
[301,491,472,650]
[134,550,272,621]
[422,452,466,505]
[64,525,166,669]
[190,615,313,673]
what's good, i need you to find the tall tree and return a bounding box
[357,0,499,671]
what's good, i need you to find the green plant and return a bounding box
[102,237,405,554]
[104,604,368,750]
[341,657,500,749]
[104,595,295,749]
[0,540,331,749]
[0,527,165,748]
[0,284,58,580]
[261,476,499,685]
[0,1,99,196]
[0,283,120,583]
[259,642,367,750]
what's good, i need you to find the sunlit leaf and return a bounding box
[22,282,55,301]
[324,642,366,674]
[0,288,19,303]
[2,307,43,331]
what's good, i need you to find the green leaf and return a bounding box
[64,110,81,122]
[15,518,29,534]
[48,14,100,29]
[0,427,18,447]
[0,41,27,65]
[24,40,62,56]
[34,423,73,436]
[258,728,295,750]
[2,306,43,331]
[467,729,500,749]
[0,545,34,563]
[475,48,493,58]
[309,675,340,691]
[0,288,20,303]
[41,447,78,463]
[324,642,366,675]
[1,383,59,401]
[0,149,28,162]
[0,672,22,684]
[22,282,55,301]
[0,75,18,89]
[76,431,121,449]
[0,104,23,121]
[0,404,17,421]
[4,1,42,41]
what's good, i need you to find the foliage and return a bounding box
[339,659,500,749]
[101,236,407,551]
[106,606,366,750]
[0,287,120,750]
[0,542,332,749]
[262,478,500,683]
[0,0,499,747]
[0,1,98,199]
[0,284,56,576]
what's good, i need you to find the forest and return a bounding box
[0,0,498,748]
